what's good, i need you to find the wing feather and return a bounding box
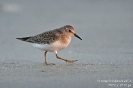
[26,29,60,44]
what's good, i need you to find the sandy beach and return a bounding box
[0,0,133,88]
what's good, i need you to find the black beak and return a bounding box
[74,33,82,40]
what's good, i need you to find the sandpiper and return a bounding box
[16,25,82,65]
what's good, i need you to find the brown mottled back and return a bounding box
[16,25,76,44]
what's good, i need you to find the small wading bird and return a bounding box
[16,25,82,65]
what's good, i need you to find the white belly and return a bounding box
[32,40,70,53]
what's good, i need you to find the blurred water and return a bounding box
[0,0,133,61]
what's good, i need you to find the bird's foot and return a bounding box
[43,62,55,65]
[65,60,78,63]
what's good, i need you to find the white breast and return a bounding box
[32,39,71,53]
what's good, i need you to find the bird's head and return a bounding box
[63,25,82,40]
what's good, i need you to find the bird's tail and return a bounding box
[16,37,31,41]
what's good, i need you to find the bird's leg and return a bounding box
[56,54,77,63]
[44,51,48,65]
[43,51,55,65]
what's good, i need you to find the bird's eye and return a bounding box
[69,30,71,32]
